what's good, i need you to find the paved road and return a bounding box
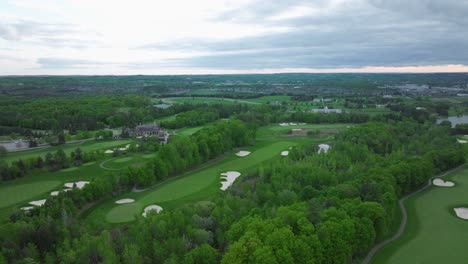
[362,163,467,264]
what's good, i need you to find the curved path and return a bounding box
[362,163,466,264]
[99,158,122,171]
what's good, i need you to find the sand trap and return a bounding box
[279,123,289,126]
[104,150,114,154]
[433,178,455,187]
[64,181,89,189]
[118,147,127,151]
[236,151,251,157]
[125,144,131,148]
[220,171,241,191]
[142,205,163,217]
[50,191,60,196]
[281,151,289,156]
[454,208,468,220]
[63,188,73,192]
[289,122,297,126]
[318,144,330,154]
[21,206,34,211]
[115,198,135,204]
[457,139,467,144]
[29,199,47,206]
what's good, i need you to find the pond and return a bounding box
[436,115,468,128]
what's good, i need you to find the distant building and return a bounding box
[310,106,343,114]
[124,124,170,144]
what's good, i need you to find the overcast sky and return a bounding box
[1,0,468,75]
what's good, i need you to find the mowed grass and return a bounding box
[372,167,468,264]
[87,141,297,224]
[5,139,133,164]
[161,97,260,105]
[0,181,60,208]
[245,95,292,103]
[0,161,108,219]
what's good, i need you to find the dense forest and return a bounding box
[0,117,464,263]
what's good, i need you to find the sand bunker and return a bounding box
[63,188,73,192]
[64,181,89,189]
[454,208,468,220]
[318,144,330,154]
[118,147,127,151]
[50,191,60,196]
[457,139,467,144]
[126,144,131,148]
[281,151,289,156]
[279,123,289,126]
[104,150,114,154]
[21,206,34,211]
[142,205,163,217]
[220,171,241,191]
[115,198,135,204]
[289,122,298,126]
[433,178,455,187]
[29,199,47,206]
[236,151,251,157]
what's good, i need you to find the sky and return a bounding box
[1,0,468,75]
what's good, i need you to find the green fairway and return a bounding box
[372,167,468,264]
[5,139,132,164]
[0,181,60,208]
[244,95,292,103]
[176,126,205,136]
[88,141,297,223]
[113,157,134,163]
[161,97,260,105]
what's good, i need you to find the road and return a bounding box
[362,163,467,264]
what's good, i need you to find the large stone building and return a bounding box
[124,124,170,144]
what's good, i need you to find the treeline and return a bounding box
[0,96,155,133]
[0,120,464,263]
[123,119,255,187]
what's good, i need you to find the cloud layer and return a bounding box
[1,0,468,74]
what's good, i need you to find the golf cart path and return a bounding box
[362,163,467,264]
[99,158,122,171]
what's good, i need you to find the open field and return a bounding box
[161,97,260,105]
[86,140,300,224]
[371,167,468,264]
[5,139,133,164]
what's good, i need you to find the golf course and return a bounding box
[371,166,468,264]
[86,140,297,223]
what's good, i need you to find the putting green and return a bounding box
[113,157,134,163]
[372,167,468,264]
[0,181,60,208]
[102,141,295,223]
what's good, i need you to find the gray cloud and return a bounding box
[138,0,468,69]
[37,58,109,68]
[0,20,95,49]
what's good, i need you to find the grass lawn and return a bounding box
[87,141,299,224]
[0,161,109,219]
[176,126,205,136]
[244,95,292,103]
[371,167,468,264]
[0,181,60,208]
[5,139,132,164]
[161,97,260,105]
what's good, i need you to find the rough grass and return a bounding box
[372,168,468,264]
